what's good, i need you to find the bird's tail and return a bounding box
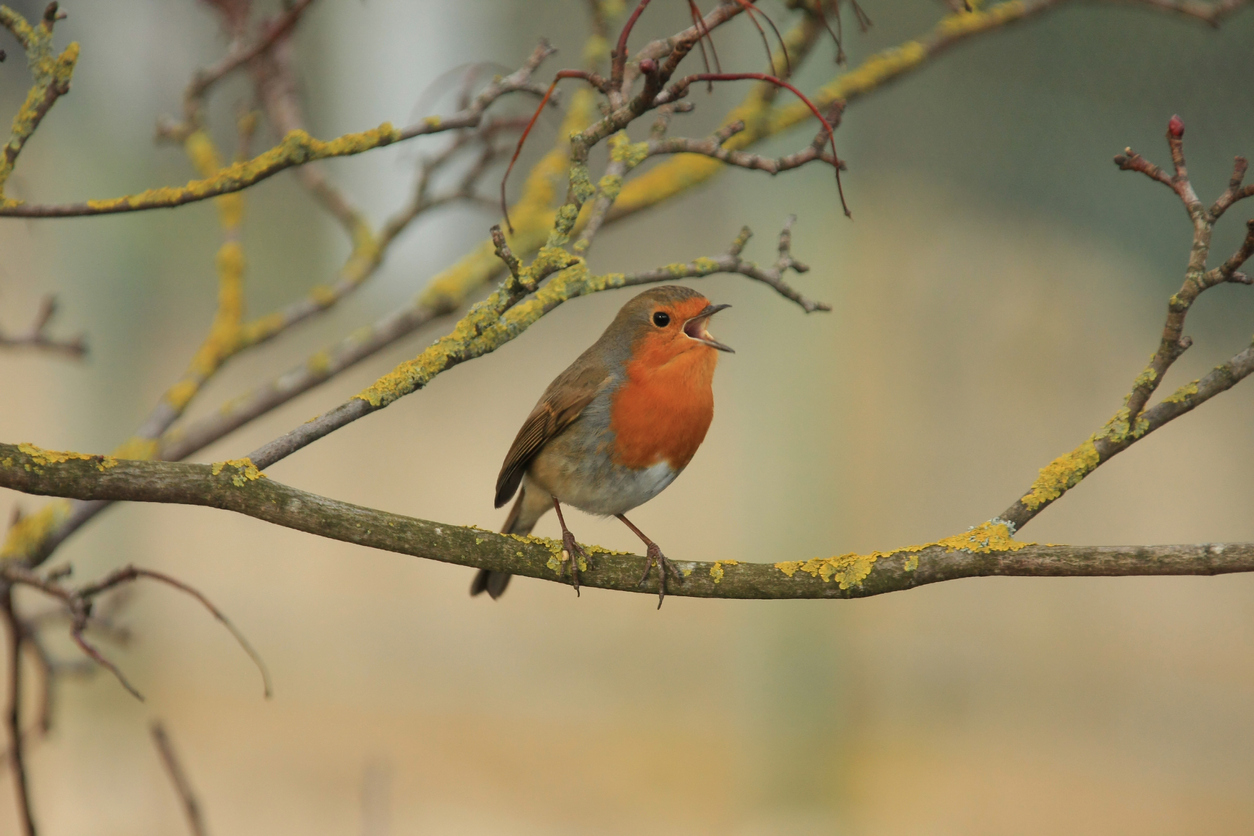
[471,483,550,599]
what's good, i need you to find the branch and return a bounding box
[0,554,269,702]
[2,444,1252,603]
[0,3,77,198]
[0,295,86,358]
[999,118,1254,530]
[0,42,556,218]
[150,722,208,836]
[1,587,35,836]
[242,222,823,471]
[607,0,1251,225]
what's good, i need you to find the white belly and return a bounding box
[551,460,680,517]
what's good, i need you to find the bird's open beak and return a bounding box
[684,303,733,353]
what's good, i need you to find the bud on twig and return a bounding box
[1168,114,1184,139]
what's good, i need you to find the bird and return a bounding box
[471,284,732,606]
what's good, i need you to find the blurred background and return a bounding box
[2,1,1254,834]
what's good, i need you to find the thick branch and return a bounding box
[2,445,1252,602]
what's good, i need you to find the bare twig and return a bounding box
[0,561,269,701]
[0,42,556,218]
[0,295,86,358]
[183,0,317,128]
[998,119,1254,530]
[151,722,208,836]
[79,567,271,699]
[1,587,35,836]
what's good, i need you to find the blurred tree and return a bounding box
[0,1,1252,833]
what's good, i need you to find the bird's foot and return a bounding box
[561,529,591,596]
[636,543,679,609]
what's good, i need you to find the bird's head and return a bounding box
[605,285,733,370]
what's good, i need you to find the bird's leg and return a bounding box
[616,514,678,609]
[552,499,590,595]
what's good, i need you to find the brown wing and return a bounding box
[494,361,609,508]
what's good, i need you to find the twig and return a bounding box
[0,295,86,358]
[1,587,36,836]
[998,118,1254,530]
[151,722,208,836]
[0,42,557,218]
[183,0,317,128]
[0,3,77,197]
[242,220,823,469]
[79,567,271,699]
[0,561,269,701]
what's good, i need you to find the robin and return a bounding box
[470,285,732,606]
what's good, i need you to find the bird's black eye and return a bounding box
[652,311,671,327]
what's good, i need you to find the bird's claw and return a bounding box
[562,530,591,596]
[636,543,678,609]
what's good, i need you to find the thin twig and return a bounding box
[151,722,208,836]
[0,296,86,358]
[1,587,36,836]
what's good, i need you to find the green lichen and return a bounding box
[547,204,581,247]
[597,173,623,202]
[607,132,649,169]
[569,162,596,203]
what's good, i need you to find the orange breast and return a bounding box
[609,344,718,470]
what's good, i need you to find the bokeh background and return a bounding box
[2,1,1254,834]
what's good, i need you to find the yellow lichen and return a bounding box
[1020,440,1100,510]
[211,457,265,487]
[773,521,1030,590]
[111,436,159,460]
[78,124,401,215]
[0,501,69,561]
[613,3,1033,220]
[709,559,740,583]
[1162,379,1199,404]
[0,7,79,195]
[607,132,648,169]
[16,442,95,466]
[307,349,332,375]
[309,284,338,307]
[415,90,598,314]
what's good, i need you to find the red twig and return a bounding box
[70,628,142,700]
[80,567,272,699]
[499,69,602,233]
[611,0,656,89]
[729,0,791,77]
[677,72,849,216]
[685,0,720,88]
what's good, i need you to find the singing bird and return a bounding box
[471,285,732,605]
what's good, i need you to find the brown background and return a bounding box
[2,1,1253,833]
